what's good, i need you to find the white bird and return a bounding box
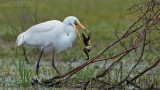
[16,16,89,78]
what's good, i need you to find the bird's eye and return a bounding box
[74,21,78,25]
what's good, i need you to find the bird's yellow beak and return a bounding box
[75,25,82,41]
[76,21,89,32]
[75,21,89,42]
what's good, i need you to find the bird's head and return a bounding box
[63,16,89,41]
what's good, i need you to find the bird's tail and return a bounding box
[16,32,25,46]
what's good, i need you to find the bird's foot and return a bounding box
[36,75,42,84]
[31,75,43,86]
[31,75,62,87]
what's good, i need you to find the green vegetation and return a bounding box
[0,0,137,61]
[0,0,160,89]
[11,49,31,87]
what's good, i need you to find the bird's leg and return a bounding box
[23,47,29,64]
[52,50,60,75]
[36,47,44,80]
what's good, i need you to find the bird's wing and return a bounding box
[26,20,63,33]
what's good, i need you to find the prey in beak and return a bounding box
[74,21,89,41]
[82,32,91,60]
[74,21,91,60]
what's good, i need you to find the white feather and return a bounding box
[16,16,79,52]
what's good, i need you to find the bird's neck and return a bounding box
[64,25,77,42]
[59,25,77,47]
[67,31,77,43]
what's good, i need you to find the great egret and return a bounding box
[16,16,89,79]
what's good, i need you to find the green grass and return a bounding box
[11,48,31,87]
[0,0,134,41]
[1,0,160,89]
[0,0,137,61]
